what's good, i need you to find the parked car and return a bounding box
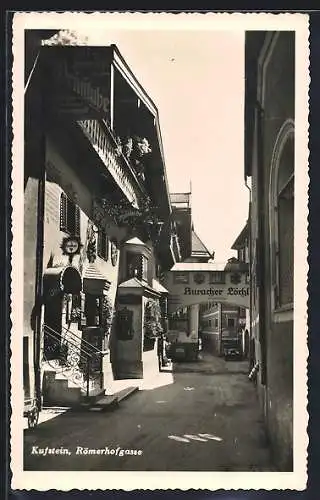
[221,329,242,360]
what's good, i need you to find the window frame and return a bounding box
[227,318,235,328]
[269,120,294,314]
[126,252,148,282]
[60,192,80,237]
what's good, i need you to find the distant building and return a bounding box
[231,221,250,357]
[170,191,213,263]
[245,31,294,470]
[231,221,249,266]
[168,192,213,357]
[199,301,240,356]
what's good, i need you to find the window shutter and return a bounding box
[60,193,67,231]
[75,205,81,237]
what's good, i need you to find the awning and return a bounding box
[83,262,111,295]
[43,265,82,297]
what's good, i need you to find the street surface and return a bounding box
[24,353,274,471]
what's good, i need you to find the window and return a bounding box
[156,263,161,279]
[270,121,294,309]
[214,318,218,328]
[239,307,246,318]
[238,249,244,262]
[60,192,80,236]
[277,162,294,306]
[245,246,249,263]
[127,252,148,281]
[209,271,226,284]
[227,318,235,328]
[142,255,148,281]
[98,229,109,260]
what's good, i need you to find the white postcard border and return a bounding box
[11,11,309,491]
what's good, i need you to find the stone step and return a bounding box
[90,395,118,409]
[82,386,139,412]
[116,386,139,402]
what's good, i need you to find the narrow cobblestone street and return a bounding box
[24,353,275,471]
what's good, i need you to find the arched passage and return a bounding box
[161,263,250,359]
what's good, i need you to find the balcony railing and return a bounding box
[78,119,147,208]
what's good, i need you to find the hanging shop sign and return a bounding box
[163,269,250,311]
[61,236,82,256]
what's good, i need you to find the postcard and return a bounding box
[11,11,309,491]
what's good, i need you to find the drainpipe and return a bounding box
[245,175,252,372]
[246,100,266,382]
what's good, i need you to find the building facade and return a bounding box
[24,35,182,408]
[231,221,250,357]
[245,31,294,470]
[199,301,241,356]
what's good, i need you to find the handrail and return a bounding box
[44,326,94,360]
[43,324,103,396]
[59,323,102,355]
[43,324,101,360]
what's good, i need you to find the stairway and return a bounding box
[42,324,105,407]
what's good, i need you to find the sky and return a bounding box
[81,28,249,263]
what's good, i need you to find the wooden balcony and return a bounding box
[77,118,147,208]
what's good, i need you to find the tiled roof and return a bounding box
[119,277,163,296]
[231,223,249,249]
[118,277,144,288]
[83,262,110,282]
[125,237,146,246]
